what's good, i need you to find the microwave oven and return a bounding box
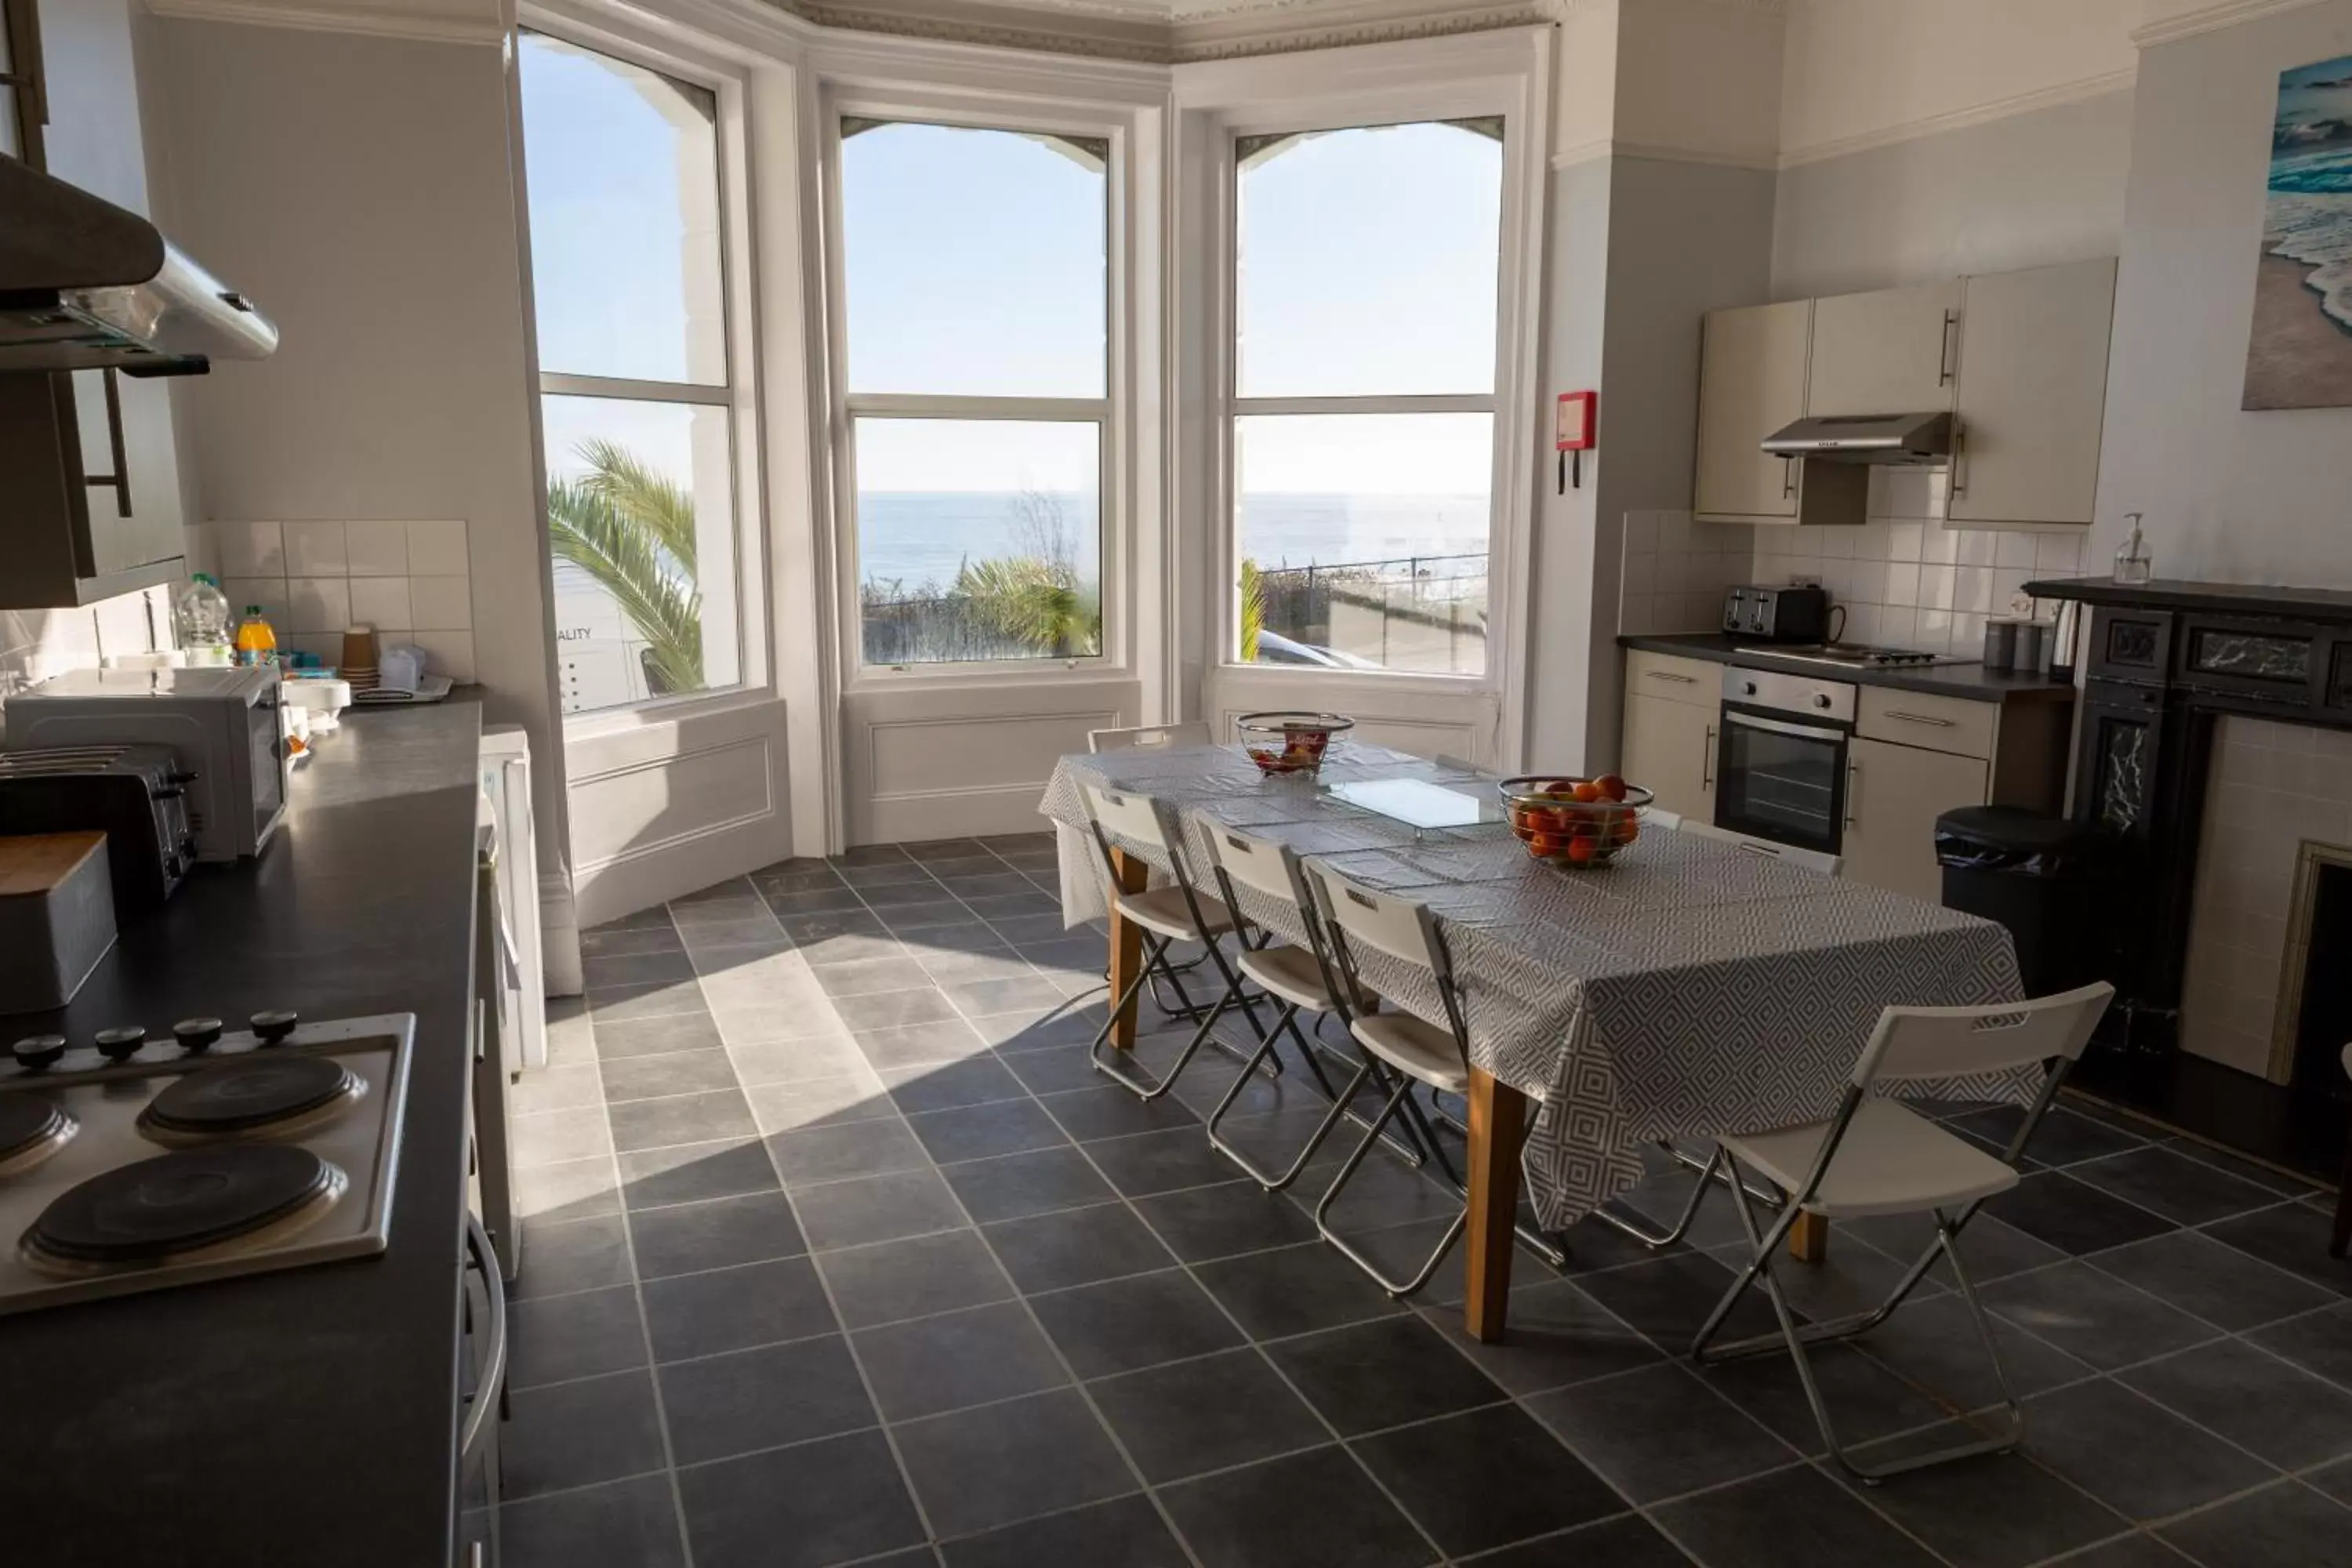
[2,666,286,861]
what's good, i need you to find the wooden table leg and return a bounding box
[1103,847,1149,1052]
[1463,1067,1529,1344]
[1788,1210,1828,1265]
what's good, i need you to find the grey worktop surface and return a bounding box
[0,695,484,1568]
[1620,633,2079,701]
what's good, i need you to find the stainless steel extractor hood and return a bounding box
[0,154,276,376]
[1762,410,1952,465]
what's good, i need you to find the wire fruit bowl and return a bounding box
[1497,775,1653,866]
[1236,712,1355,778]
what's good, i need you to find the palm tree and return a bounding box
[545,440,703,695]
[1238,557,1265,661]
[953,554,1098,658]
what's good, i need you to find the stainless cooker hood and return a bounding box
[1762,410,1952,465]
[0,154,276,376]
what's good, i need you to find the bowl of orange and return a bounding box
[1236,711,1354,777]
[1497,774,1652,867]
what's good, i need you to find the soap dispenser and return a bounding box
[2113,511,2154,586]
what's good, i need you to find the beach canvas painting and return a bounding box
[2244,53,2352,410]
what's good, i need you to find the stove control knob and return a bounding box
[1812,693,1833,710]
[94,1027,149,1062]
[172,1018,225,1054]
[250,1010,299,1046]
[12,1035,67,1072]
[1741,681,1758,697]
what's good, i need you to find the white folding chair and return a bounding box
[1197,825,1434,1191]
[1692,982,2116,1481]
[1089,722,1214,754]
[1675,818,1843,877]
[1077,781,1261,1101]
[1301,860,1566,1297]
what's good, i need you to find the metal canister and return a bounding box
[2014,620,2047,673]
[1983,619,2020,671]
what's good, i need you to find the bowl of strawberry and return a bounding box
[1495,774,1653,867]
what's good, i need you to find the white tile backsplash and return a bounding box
[1,586,178,697]
[343,521,409,577]
[215,521,285,578]
[283,520,348,576]
[348,576,413,631]
[286,576,352,634]
[406,520,470,576]
[1740,470,2087,656]
[197,521,471,678]
[408,575,474,631]
[1618,510,1751,636]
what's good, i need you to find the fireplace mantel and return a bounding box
[2020,574,2352,1058]
[2024,575,2352,622]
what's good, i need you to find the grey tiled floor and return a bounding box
[499,833,2352,1568]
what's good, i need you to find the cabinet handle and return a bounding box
[81,368,132,519]
[1701,725,1716,791]
[1643,670,1697,685]
[460,1214,508,1461]
[1949,419,1968,498]
[1780,455,1796,499]
[1937,309,1959,386]
[1882,710,1956,728]
[1844,757,1859,829]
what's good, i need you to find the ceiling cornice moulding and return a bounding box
[1550,136,1777,170]
[786,0,1550,61]
[144,0,508,44]
[2130,0,2331,49]
[1776,65,2137,169]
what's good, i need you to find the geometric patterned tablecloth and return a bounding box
[1040,742,2031,1229]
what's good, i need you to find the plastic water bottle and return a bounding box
[234,605,280,669]
[175,573,234,666]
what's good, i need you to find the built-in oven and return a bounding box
[1712,666,1857,858]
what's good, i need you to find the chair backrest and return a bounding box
[1677,818,1842,877]
[1646,807,1684,832]
[1302,860,1450,983]
[1089,722,1212,755]
[1853,982,2115,1087]
[1202,822,1308,909]
[1079,780,1175,853]
[1432,753,1484,773]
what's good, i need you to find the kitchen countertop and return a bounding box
[1620,633,2079,702]
[0,695,484,1568]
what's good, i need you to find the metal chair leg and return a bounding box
[1588,1145,1726,1249]
[1205,998,1374,1192]
[1408,1091,1566,1269]
[1315,1068,1468,1298]
[1693,1173,2024,1482]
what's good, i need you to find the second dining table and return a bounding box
[1039,741,2031,1342]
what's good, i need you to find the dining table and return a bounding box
[1038,741,2031,1342]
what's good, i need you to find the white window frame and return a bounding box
[1178,31,1551,758]
[517,5,774,738]
[817,79,1140,692]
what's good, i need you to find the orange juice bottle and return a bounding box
[234,605,279,668]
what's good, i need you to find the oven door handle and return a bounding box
[1720,709,1849,746]
[460,1212,507,1461]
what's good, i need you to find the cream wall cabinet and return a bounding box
[1805,281,1961,419]
[1947,258,2118,529]
[1693,300,1811,524]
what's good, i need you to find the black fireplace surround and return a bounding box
[2026,576,2352,1062]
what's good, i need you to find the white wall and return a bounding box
[140,18,567,872]
[1777,0,2138,163]
[2090,0,2352,586]
[1770,89,2136,299]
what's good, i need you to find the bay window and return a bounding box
[1231,119,1504,677]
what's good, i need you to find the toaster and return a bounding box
[0,746,196,914]
[1722,583,1830,643]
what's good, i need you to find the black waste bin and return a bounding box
[1934,805,2107,999]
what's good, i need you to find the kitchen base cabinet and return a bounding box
[1842,737,1989,904]
[1621,691,1716,824]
